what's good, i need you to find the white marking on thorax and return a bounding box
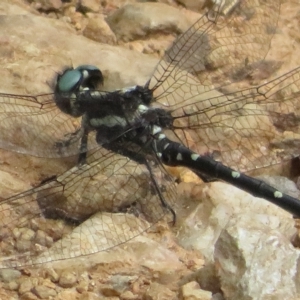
[89,91,108,97]
[138,105,148,113]
[120,86,137,93]
[90,115,127,127]
[152,125,162,135]
[158,134,165,140]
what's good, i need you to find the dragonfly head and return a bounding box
[56,65,103,93]
[54,65,104,117]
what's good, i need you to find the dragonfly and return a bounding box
[0,0,300,268]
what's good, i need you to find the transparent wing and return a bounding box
[165,67,300,172]
[0,93,99,157]
[148,0,300,172]
[150,0,280,102]
[0,146,176,268]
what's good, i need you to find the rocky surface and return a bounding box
[0,0,300,299]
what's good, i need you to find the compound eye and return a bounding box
[56,65,104,93]
[57,68,82,93]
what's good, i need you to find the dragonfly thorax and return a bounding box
[54,65,174,146]
[84,85,173,146]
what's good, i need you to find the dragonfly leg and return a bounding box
[103,140,176,223]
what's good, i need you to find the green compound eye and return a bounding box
[57,68,82,92]
[57,65,103,93]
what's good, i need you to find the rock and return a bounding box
[177,181,299,299]
[0,269,21,283]
[79,291,102,300]
[83,14,117,44]
[58,270,78,288]
[215,216,299,299]
[177,180,296,259]
[120,290,138,300]
[32,0,62,11]
[99,284,120,297]
[80,0,100,13]
[144,282,176,300]
[19,278,35,295]
[55,289,81,300]
[193,264,220,294]
[32,284,57,298]
[45,268,59,282]
[76,271,90,293]
[181,281,212,300]
[20,292,38,300]
[4,281,19,291]
[212,293,224,300]
[106,3,191,42]
[177,0,205,12]
[108,275,138,294]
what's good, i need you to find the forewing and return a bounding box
[150,0,280,107]
[148,0,300,172]
[0,93,98,157]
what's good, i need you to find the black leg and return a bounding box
[102,140,176,223]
